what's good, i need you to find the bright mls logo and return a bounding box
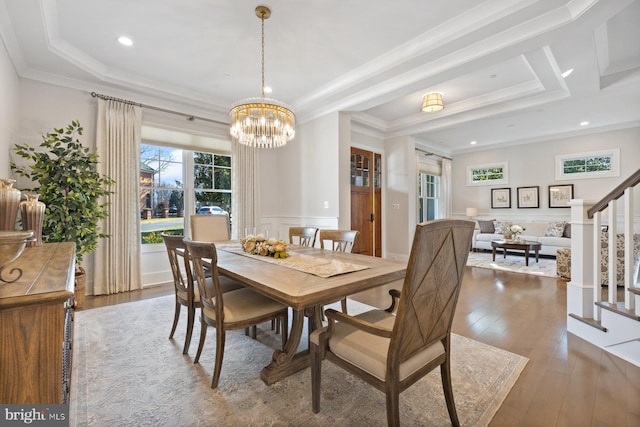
[1,405,68,426]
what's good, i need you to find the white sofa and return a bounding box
[472,220,571,257]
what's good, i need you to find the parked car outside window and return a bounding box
[197,206,228,215]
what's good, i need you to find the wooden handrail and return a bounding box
[587,168,640,218]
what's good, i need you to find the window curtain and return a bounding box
[440,158,452,218]
[94,99,142,295]
[231,143,260,239]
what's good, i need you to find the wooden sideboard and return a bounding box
[0,242,75,404]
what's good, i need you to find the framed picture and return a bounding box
[549,184,574,208]
[517,186,539,208]
[491,188,511,209]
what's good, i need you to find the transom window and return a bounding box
[555,148,620,180]
[467,162,508,186]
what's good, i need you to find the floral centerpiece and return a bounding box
[507,224,525,241]
[240,234,289,259]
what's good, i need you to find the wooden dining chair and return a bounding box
[289,226,319,247]
[190,214,231,242]
[310,219,475,426]
[318,229,359,313]
[184,238,289,388]
[318,229,358,253]
[162,233,243,355]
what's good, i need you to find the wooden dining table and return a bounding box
[212,242,407,385]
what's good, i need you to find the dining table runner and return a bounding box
[224,247,370,278]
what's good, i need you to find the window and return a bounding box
[140,145,184,244]
[555,148,620,180]
[194,152,232,214]
[418,173,440,222]
[467,162,508,186]
[139,144,232,244]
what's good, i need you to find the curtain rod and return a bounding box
[90,92,228,126]
[415,148,452,161]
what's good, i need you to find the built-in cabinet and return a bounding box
[0,242,75,404]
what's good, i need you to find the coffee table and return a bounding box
[491,240,542,266]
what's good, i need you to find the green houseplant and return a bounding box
[11,120,115,304]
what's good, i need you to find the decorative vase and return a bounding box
[503,231,513,241]
[0,179,21,231]
[20,192,46,247]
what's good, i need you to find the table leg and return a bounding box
[503,248,507,259]
[260,307,318,385]
[525,249,529,266]
[535,249,539,263]
[492,247,496,261]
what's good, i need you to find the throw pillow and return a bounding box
[477,219,496,234]
[563,223,571,238]
[493,221,512,234]
[545,221,566,237]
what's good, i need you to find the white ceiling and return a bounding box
[1,0,639,154]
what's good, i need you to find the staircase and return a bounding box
[567,168,640,367]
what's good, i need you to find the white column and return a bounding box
[567,199,596,318]
[608,201,617,303]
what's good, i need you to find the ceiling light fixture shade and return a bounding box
[229,6,295,148]
[421,92,444,112]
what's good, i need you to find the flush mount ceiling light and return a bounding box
[421,92,444,112]
[229,6,295,148]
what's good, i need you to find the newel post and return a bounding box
[567,199,597,318]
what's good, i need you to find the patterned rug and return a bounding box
[70,295,528,426]
[467,250,558,278]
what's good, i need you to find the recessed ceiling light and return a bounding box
[561,68,574,78]
[263,86,272,94]
[470,140,477,145]
[580,121,589,126]
[117,36,133,46]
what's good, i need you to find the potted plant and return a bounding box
[11,120,115,307]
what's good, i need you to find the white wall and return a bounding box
[0,38,19,177]
[384,135,416,260]
[452,127,640,226]
[260,112,341,238]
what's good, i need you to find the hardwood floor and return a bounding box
[83,266,640,426]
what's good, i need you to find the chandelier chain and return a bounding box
[228,5,295,148]
[261,10,265,98]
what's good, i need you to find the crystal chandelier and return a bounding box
[229,6,295,148]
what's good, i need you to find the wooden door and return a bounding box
[350,148,382,257]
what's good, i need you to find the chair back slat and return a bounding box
[161,234,192,296]
[190,214,231,242]
[184,239,224,320]
[319,230,359,253]
[289,227,319,247]
[389,220,474,364]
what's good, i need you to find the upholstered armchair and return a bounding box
[310,219,475,426]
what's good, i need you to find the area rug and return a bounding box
[70,295,527,427]
[467,250,558,278]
